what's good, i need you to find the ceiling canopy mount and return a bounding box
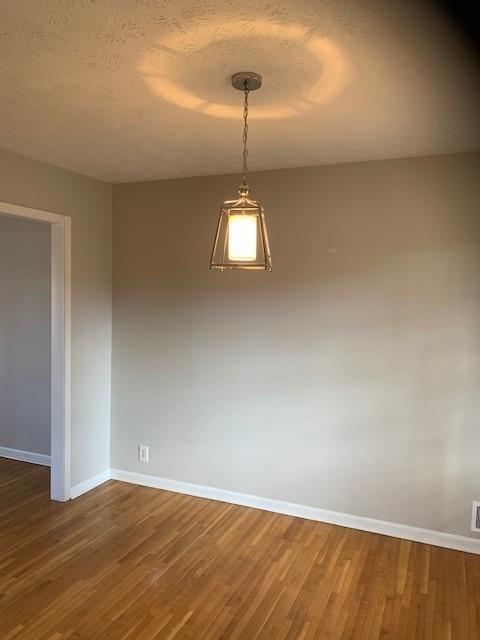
[231,72,263,92]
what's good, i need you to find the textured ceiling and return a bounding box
[0,0,479,183]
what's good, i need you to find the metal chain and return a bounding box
[241,79,250,187]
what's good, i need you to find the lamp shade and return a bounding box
[210,187,272,271]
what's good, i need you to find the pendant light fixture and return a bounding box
[210,72,272,271]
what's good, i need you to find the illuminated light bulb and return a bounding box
[228,215,257,261]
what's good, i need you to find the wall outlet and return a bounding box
[138,444,149,463]
[472,502,480,533]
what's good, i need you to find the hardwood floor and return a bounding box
[0,459,479,639]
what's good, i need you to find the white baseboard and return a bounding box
[110,468,480,555]
[0,446,51,467]
[70,469,111,500]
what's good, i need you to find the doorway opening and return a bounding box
[0,201,71,501]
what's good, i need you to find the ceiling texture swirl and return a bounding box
[0,0,479,182]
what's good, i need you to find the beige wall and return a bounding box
[0,148,112,486]
[0,214,51,455]
[112,153,480,538]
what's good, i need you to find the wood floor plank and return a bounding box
[1,459,479,639]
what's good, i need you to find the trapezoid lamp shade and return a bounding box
[210,187,272,271]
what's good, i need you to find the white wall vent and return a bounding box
[471,502,480,533]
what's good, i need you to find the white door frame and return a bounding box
[0,201,71,501]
